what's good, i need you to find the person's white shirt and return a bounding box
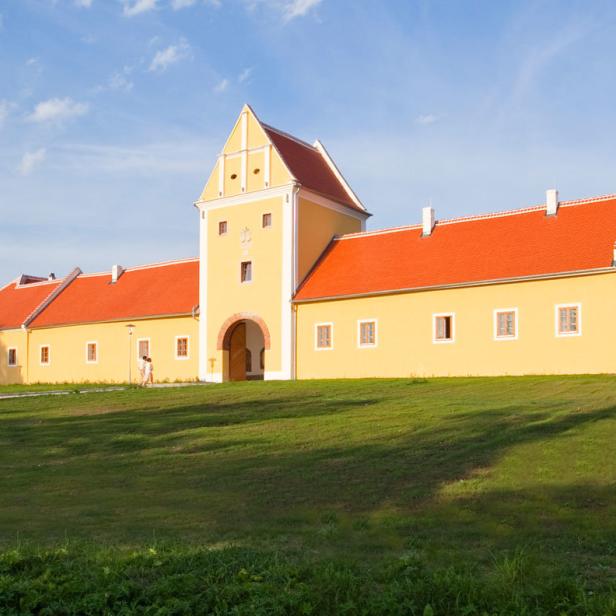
[144,361,153,377]
[138,357,146,372]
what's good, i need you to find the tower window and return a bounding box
[241,261,252,283]
[230,173,238,180]
[262,213,272,228]
[218,221,228,235]
[253,168,260,175]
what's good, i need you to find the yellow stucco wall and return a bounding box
[205,196,284,380]
[297,197,363,284]
[22,316,198,384]
[0,329,28,384]
[296,272,616,378]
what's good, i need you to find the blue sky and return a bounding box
[1,0,616,282]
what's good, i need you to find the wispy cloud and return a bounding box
[19,148,47,176]
[214,78,229,93]
[415,113,438,126]
[27,98,89,123]
[238,67,253,83]
[171,0,197,8]
[281,0,322,22]
[149,39,190,72]
[123,0,157,17]
[74,0,93,7]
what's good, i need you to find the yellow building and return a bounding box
[1,105,615,384]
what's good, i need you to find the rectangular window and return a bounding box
[241,261,252,283]
[138,339,150,359]
[176,336,189,359]
[8,348,17,367]
[358,320,377,347]
[557,304,581,336]
[494,309,517,340]
[86,342,97,363]
[218,220,228,235]
[316,323,333,350]
[433,314,454,343]
[40,345,50,365]
[262,213,272,228]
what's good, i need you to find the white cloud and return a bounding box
[149,40,190,72]
[19,149,47,176]
[123,0,157,17]
[171,0,197,8]
[415,114,438,126]
[74,0,93,7]
[27,98,89,123]
[238,67,252,83]
[281,0,322,21]
[108,71,134,92]
[214,78,229,93]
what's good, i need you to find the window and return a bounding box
[316,323,333,350]
[86,342,98,363]
[138,339,150,359]
[262,213,272,228]
[556,304,581,336]
[40,345,50,365]
[494,309,518,340]
[176,336,189,359]
[260,348,265,370]
[433,314,454,343]
[8,348,17,367]
[218,221,228,235]
[358,320,377,347]
[246,348,252,373]
[241,261,252,283]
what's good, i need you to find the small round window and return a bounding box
[253,168,260,175]
[230,173,238,180]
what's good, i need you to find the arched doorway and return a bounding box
[218,314,270,382]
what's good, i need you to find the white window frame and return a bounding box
[85,341,98,364]
[40,344,51,366]
[175,335,190,360]
[555,303,582,337]
[7,348,17,367]
[493,308,519,341]
[357,319,378,348]
[240,260,253,284]
[315,322,334,351]
[433,312,455,344]
[137,337,151,360]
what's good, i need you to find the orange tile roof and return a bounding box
[29,259,199,328]
[262,124,367,214]
[0,279,62,330]
[294,195,616,301]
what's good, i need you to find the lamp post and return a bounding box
[126,324,135,385]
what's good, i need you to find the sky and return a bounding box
[1,0,616,282]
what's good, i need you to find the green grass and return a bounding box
[0,382,125,394]
[1,376,616,613]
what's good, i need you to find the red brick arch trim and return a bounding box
[217,312,271,351]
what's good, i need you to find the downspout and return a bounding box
[291,183,300,380]
[22,325,30,385]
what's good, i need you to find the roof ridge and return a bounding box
[22,267,82,328]
[336,192,616,241]
[78,257,199,278]
[261,122,317,150]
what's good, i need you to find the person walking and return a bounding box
[138,355,147,384]
[145,357,154,386]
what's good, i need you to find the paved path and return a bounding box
[0,382,208,401]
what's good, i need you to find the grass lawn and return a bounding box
[1,376,616,613]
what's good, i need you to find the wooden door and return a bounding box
[229,322,247,381]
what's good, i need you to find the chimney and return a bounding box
[546,188,559,216]
[48,273,56,281]
[111,264,125,284]
[422,206,435,237]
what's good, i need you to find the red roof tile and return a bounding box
[262,124,366,214]
[0,279,62,330]
[294,195,616,301]
[29,259,199,328]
